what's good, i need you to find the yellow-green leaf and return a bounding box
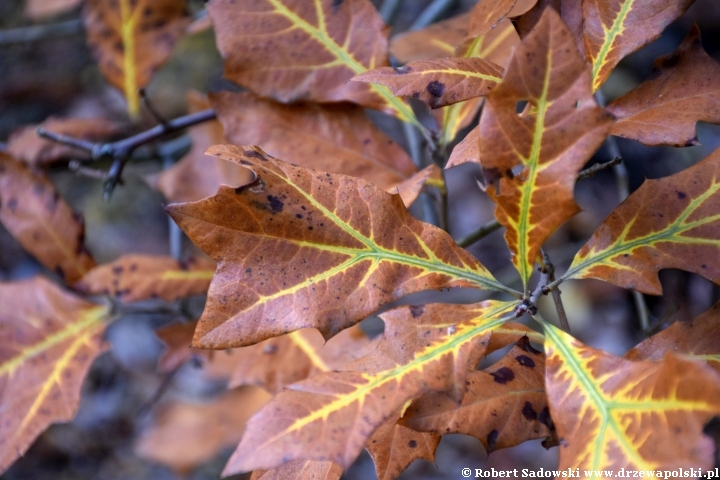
[221,301,517,474]
[583,0,694,91]
[542,321,720,471]
[564,147,720,295]
[166,145,514,349]
[447,8,613,289]
[0,277,111,473]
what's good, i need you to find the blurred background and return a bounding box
[1,0,720,478]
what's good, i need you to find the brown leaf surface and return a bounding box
[0,277,110,473]
[0,153,95,283]
[209,91,416,191]
[543,322,720,471]
[389,14,469,63]
[607,26,720,147]
[207,0,415,122]
[366,421,440,480]
[448,9,613,287]
[166,145,508,349]
[583,0,694,91]
[446,125,479,167]
[136,387,271,474]
[151,92,255,203]
[402,337,552,453]
[392,164,444,208]
[74,254,215,303]
[156,320,210,373]
[515,0,583,57]
[354,57,503,109]
[221,301,516,474]
[251,460,343,480]
[625,300,720,372]
[24,0,82,19]
[229,326,375,394]
[466,0,537,38]
[565,146,720,294]
[8,118,118,167]
[82,0,189,117]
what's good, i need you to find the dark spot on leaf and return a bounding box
[245,268,252,274]
[487,430,498,452]
[239,160,252,166]
[394,65,412,74]
[426,81,445,97]
[538,407,553,428]
[296,214,302,219]
[244,149,266,161]
[409,305,425,318]
[7,198,18,212]
[702,264,707,269]
[263,344,278,355]
[267,195,284,213]
[490,366,515,384]
[332,0,344,9]
[112,266,123,275]
[516,355,535,368]
[516,336,541,354]
[408,440,417,448]
[522,402,537,420]
[676,191,687,200]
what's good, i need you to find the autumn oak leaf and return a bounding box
[0,153,95,283]
[221,300,516,474]
[0,277,111,472]
[165,145,513,349]
[353,57,503,109]
[607,26,720,147]
[447,8,614,288]
[564,146,720,294]
[542,321,720,471]
[583,0,694,91]
[83,0,190,117]
[206,0,418,126]
[365,421,440,480]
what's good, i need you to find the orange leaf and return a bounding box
[353,57,503,109]
[0,277,110,473]
[389,14,469,63]
[206,0,418,125]
[251,460,343,480]
[402,337,552,452]
[542,321,720,471]
[221,301,516,474]
[625,300,720,373]
[583,0,694,91]
[607,26,720,147]
[229,326,375,394]
[8,117,118,167]
[0,153,95,283]
[136,387,271,474]
[82,0,189,117]
[448,8,613,287]
[155,320,210,373]
[166,145,510,349]
[209,91,416,191]
[392,164,444,208]
[516,0,584,57]
[366,421,439,480]
[73,254,215,303]
[446,125,479,168]
[564,147,720,295]
[151,92,255,203]
[466,0,537,38]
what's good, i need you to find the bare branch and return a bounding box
[39,108,217,199]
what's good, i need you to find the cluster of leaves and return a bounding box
[2,0,720,478]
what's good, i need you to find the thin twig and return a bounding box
[139,88,169,127]
[69,160,109,181]
[39,108,216,199]
[457,219,502,247]
[577,157,622,180]
[0,19,83,46]
[411,0,458,30]
[542,250,571,333]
